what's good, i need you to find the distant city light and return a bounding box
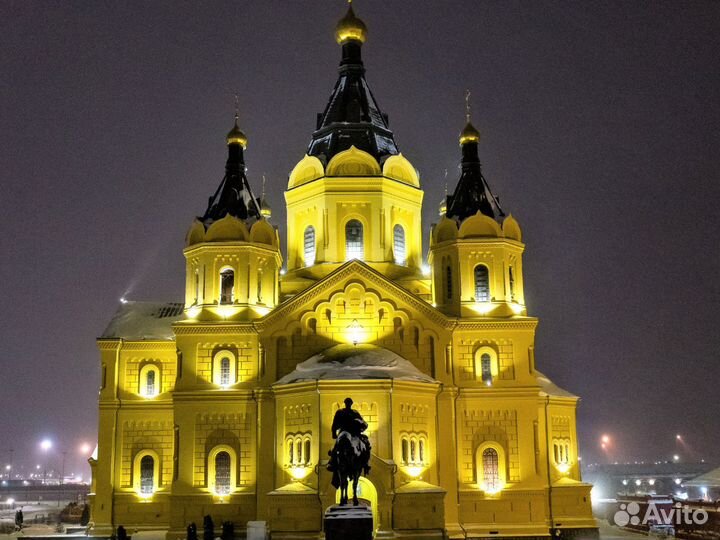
[80,443,92,454]
[40,439,53,451]
[673,454,680,462]
[120,297,128,304]
[4,465,10,471]
[676,434,682,440]
[601,434,610,444]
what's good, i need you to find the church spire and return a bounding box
[200,104,261,227]
[306,1,398,164]
[445,90,505,222]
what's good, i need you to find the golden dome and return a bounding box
[459,120,480,145]
[335,1,367,44]
[226,117,248,148]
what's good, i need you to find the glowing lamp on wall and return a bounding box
[347,319,365,346]
[509,302,524,315]
[405,465,424,479]
[186,305,201,319]
[557,463,570,474]
[482,483,503,495]
[290,466,311,481]
[471,302,493,315]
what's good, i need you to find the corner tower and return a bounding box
[283,3,426,297]
[429,105,526,317]
[183,115,282,320]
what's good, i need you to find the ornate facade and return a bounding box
[89,4,598,540]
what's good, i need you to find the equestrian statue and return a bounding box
[327,397,372,505]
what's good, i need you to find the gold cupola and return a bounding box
[459,120,480,145]
[335,1,367,44]
[226,114,248,148]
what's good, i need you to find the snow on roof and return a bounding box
[536,371,578,398]
[100,301,184,340]
[275,344,436,385]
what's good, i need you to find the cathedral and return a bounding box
[89,4,598,540]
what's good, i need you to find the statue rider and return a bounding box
[327,397,371,482]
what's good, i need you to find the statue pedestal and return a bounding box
[324,505,373,540]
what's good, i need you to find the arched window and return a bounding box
[140,455,155,495]
[480,353,492,384]
[474,264,490,302]
[345,220,364,260]
[145,369,156,396]
[139,364,160,397]
[194,270,200,304]
[475,443,506,493]
[220,268,234,304]
[303,439,311,466]
[482,448,500,491]
[446,265,453,300]
[208,446,237,495]
[418,439,425,463]
[133,450,159,496]
[410,439,417,464]
[474,347,498,385]
[212,351,236,387]
[393,224,406,265]
[214,451,231,495]
[220,357,231,386]
[257,271,263,303]
[508,266,515,301]
[401,438,409,464]
[287,439,294,465]
[304,226,316,266]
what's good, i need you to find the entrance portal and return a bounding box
[334,476,378,529]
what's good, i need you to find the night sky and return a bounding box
[1,1,719,479]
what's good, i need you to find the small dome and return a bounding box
[226,117,248,148]
[258,196,271,218]
[335,2,367,44]
[459,120,480,145]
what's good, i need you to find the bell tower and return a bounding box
[429,98,526,318]
[183,113,282,320]
[283,2,426,296]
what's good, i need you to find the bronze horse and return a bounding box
[328,397,372,506]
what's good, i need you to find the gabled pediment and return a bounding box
[258,259,451,335]
[258,260,452,381]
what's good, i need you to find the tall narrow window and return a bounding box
[481,353,493,384]
[410,439,417,464]
[140,455,155,495]
[508,266,515,301]
[194,271,200,304]
[401,438,409,464]
[257,271,263,303]
[219,357,231,386]
[304,439,311,465]
[445,265,453,300]
[304,226,316,266]
[145,369,156,396]
[482,448,500,491]
[474,265,490,302]
[393,224,406,265]
[214,451,231,495]
[345,220,364,260]
[418,439,425,463]
[220,268,234,304]
[288,440,294,465]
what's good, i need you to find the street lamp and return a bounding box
[40,439,52,485]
